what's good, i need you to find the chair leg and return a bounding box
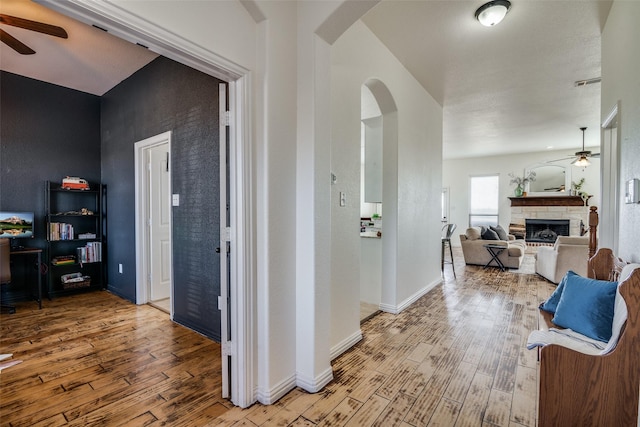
[441,240,445,273]
[448,241,456,277]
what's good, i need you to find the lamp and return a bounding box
[475,0,511,27]
[573,155,591,167]
[572,127,591,167]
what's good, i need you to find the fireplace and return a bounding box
[525,219,570,243]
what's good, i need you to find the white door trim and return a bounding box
[227,77,255,408]
[39,0,256,408]
[134,132,172,311]
[220,83,231,398]
[601,102,621,253]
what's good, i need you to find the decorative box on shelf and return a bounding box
[61,272,91,289]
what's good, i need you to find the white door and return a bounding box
[219,82,231,399]
[134,132,173,312]
[148,144,172,301]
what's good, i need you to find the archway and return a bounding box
[362,79,399,314]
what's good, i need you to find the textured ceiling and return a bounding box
[1,0,610,159]
[0,0,157,96]
[362,0,611,159]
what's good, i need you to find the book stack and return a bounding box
[76,242,102,265]
[49,223,74,240]
[51,255,76,266]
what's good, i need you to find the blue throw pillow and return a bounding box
[539,270,576,314]
[553,273,618,342]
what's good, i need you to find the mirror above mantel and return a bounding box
[525,163,570,196]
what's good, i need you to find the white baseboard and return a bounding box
[256,374,296,405]
[296,366,334,393]
[379,278,441,314]
[330,330,363,360]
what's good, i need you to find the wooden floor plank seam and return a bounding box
[1,249,547,426]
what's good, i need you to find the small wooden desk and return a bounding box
[9,247,42,309]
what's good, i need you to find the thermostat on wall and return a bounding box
[625,178,640,204]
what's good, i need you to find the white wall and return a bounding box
[443,149,601,246]
[253,0,299,402]
[109,0,258,69]
[602,0,640,263]
[330,21,443,353]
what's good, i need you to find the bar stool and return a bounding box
[441,223,456,277]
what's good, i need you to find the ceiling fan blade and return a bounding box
[545,156,574,163]
[0,14,68,39]
[592,153,601,158]
[0,28,35,54]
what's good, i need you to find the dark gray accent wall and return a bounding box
[101,56,222,341]
[0,71,101,254]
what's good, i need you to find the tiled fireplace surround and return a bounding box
[509,196,590,238]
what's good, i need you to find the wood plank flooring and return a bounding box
[1,249,555,426]
[1,291,230,426]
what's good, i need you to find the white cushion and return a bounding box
[528,263,640,356]
[465,227,481,240]
[602,263,640,354]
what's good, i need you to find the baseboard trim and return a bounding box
[296,366,334,393]
[330,330,363,360]
[379,278,441,314]
[256,374,296,405]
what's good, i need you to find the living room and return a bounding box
[443,146,601,249]
[1,0,639,422]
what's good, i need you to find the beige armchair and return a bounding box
[535,236,589,284]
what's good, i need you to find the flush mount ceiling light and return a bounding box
[475,0,511,27]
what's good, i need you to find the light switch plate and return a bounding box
[626,178,640,204]
[172,194,180,206]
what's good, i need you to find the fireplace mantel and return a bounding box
[508,196,589,207]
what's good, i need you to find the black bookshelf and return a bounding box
[44,180,106,297]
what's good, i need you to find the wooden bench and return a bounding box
[533,248,640,426]
[538,248,628,331]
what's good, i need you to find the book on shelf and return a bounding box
[52,255,76,266]
[76,241,102,265]
[49,222,74,241]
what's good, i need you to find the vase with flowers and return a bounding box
[509,171,536,197]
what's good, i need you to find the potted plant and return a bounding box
[572,178,590,203]
[509,171,536,197]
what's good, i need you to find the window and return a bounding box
[441,187,450,223]
[469,175,499,227]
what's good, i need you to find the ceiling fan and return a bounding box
[546,127,600,166]
[0,13,67,55]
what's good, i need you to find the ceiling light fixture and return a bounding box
[572,127,591,167]
[475,0,511,27]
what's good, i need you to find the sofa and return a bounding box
[459,225,527,269]
[535,235,589,284]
